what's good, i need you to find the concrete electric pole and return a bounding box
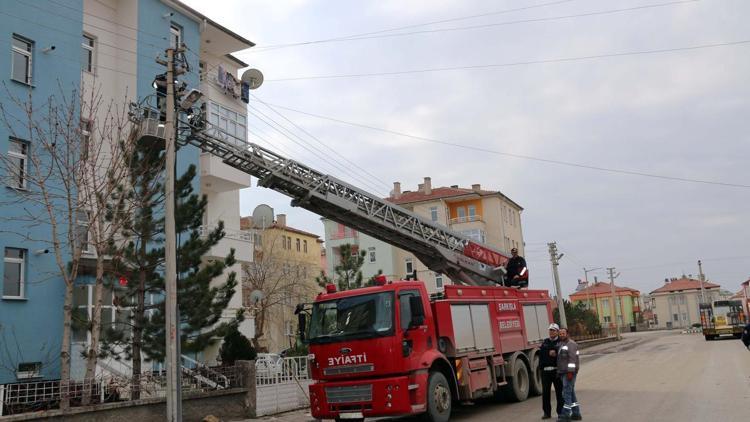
[163,47,182,422]
[697,260,706,304]
[607,267,621,340]
[548,242,567,329]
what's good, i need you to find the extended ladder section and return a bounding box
[130,104,509,286]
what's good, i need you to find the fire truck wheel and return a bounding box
[507,356,530,402]
[528,353,543,397]
[422,371,451,422]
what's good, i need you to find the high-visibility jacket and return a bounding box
[556,339,580,375]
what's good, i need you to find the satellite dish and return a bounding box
[249,289,265,305]
[241,68,264,90]
[252,204,274,229]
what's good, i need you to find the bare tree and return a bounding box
[0,84,135,408]
[243,230,317,352]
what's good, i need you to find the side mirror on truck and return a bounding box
[408,296,425,329]
[295,303,307,342]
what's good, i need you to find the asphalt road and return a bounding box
[251,330,750,422]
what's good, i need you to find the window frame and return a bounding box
[296,238,301,252]
[429,206,438,222]
[435,273,443,289]
[76,209,94,255]
[405,258,414,276]
[303,239,308,253]
[8,137,29,190]
[81,33,96,73]
[11,34,33,85]
[368,247,376,263]
[169,23,182,49]
[3,247,26,299]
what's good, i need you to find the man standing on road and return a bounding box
[742,320,750,350]
[540,323,564,419]
[505,247,528,288]
[557,328,582,421]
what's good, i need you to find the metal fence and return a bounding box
[0,365,244,416]
[256,356,309,386]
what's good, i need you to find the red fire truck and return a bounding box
[131,97,549,422]
[301,282,551,421]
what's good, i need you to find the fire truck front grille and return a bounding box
[323,364,374,376]
[325,384,373,403]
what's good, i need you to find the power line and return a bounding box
[246,100,750,189]
[252,0,577,51]
[246,105,390,196]
[250,94,393,191]
[254,0,701,50]
[266,39,750,82]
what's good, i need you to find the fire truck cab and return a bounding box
[303,280,553,422]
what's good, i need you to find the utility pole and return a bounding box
[697,260,706,305]
[548,242,567,328]
[163,47,182,422]
[607,267,621,340]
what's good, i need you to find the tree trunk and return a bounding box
[59,281,74,411]
[251,307,266,351]
[130,262,147,400]
[82,257,105,404]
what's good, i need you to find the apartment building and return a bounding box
[569,282,641,327]
[322,177,525,294]
[649,277,721,329]
[241,212,322,353]
[0,0,254,382]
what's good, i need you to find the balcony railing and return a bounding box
[329,231,358,241]
[449,215,483,225]
[199,225,254,243]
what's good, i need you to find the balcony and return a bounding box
[200,225,253,263]
[449,215,483,225]
[200,152,251,192]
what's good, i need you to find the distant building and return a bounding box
[649,277,721,329]
[241,213,322,353]
[569,282,641,328]
[731,278,750,316]
[322,178,524,294]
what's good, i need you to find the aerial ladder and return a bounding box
[129,100,519,287]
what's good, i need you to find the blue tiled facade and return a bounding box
[0,0,202,384]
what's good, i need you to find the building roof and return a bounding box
[169,0,255,47]
[240,216,322,240]
[569,282,640,299]
[387,186,523,209]
[649,277,720,294]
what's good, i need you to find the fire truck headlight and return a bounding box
[386,394,392,400]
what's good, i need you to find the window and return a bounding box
[430,206,438,222]
[603,316,611,323]
[16,362,41,379]
[169,23,181,49]
[510,209,515,226]
[679,296,685,304]
[81,34,95,73]
[681,313,688,322]
[287,236,292,249]
[285,320,294,336]
[76,210,92,254]
[80,119,92,160]
[435,273,443,289]
[399,290,421,330]
[8,138,29,189]
[296,238,301,252]
[460,229,485,243]
[467,205,476,219]
[602,299,609,309]
[405,259,413,276]
[368,247,376,263]
[3,248,26,299]
[303,240,308,253]
[207,102,247,143]
[12,35,33,84]
[456,207,466,220]
[673,313,679,322]
[73,284,132,343]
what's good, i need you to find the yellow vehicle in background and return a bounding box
[699,300,746,341]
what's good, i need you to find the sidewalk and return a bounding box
[232,408,316,422]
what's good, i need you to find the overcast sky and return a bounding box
[184,0,749,297]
